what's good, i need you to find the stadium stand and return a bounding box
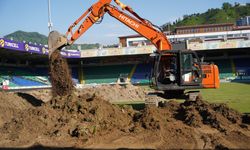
[71,67,79,84]
[131,64,151,84]
[213,59,235,81]
[212,58,250,82]
[82,65,133,84]
[234,58,250,81]
[1,29,250,89]
[0,67,50,87]
[11,76,45,86]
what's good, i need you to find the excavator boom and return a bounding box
[48,0,171,56]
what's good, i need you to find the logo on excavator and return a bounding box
[119,14,139,29]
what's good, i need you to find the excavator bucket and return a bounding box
[48,31,68,58]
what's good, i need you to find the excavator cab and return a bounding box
[151,50,203,91]
[151,50,219,94]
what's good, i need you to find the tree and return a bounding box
[161,2,250,30]
[222,2,232,11]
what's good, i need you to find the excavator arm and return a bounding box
[48,0,171,56]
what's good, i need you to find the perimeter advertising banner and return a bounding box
[80,46,155,58]
[187,39,250,50]
[60,50,81,58]
[0,38,24,51]
[24,43,49,55]
[0,38,80,58]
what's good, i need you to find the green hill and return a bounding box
[4,30,48,45]
[162,3,250,31]
[4,30,100,50]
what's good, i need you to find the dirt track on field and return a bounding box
[0,87,249,149]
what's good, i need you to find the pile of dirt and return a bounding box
[24,89,52,103]
[49,50,74,97]
[175,96,243,131]
[0,91,133,147]
[0,90,249,149]
[77,84,147,103]
[0,92,32,126]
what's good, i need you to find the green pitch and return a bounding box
[115,83,250,113]
[199,82,250,113]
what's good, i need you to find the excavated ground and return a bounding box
[0,51,249,149]
[0,88,249,149]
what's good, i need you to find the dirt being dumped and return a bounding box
[49,50,74,96]
[0,89,249,149]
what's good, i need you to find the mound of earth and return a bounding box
[0,90,249,149]
[176,96,243,130]
[0,92,33,126]
[77,84,147,103]
[24,89,52,103]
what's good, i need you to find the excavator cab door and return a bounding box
[151,50,203,91]
[180,52,202,86]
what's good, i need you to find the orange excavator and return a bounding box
[48,0,219,97]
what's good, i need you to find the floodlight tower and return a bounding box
[48,0,53,32]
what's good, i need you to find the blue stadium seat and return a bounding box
[11,76,46,86]
[0,67,49,87]
[71,67,79,84]
[131,64,151,84]
[234,58,250,81]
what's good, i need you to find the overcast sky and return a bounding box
[0,0,249,45]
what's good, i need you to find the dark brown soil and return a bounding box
[175,96,244,131]
[49,50,74,97]
[0,89,249,149]
[1,49,250,148]
[0,92,32,127]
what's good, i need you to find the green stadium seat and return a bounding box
[83,65,133,84]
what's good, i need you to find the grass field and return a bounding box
[116,82,250,113]
[199,82,250,113]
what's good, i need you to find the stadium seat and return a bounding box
[83,65,133,84]
[0,67,50,87]
[234,58,250,81]
[131,64,152,84]
[213,59,235,81]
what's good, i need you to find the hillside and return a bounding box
[162,2,250,31]
[4,31,100,50]
[4,30,48,45]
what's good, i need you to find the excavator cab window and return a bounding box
[180,52,202,86]
[151,50,203,91]
[157,54,178,85]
